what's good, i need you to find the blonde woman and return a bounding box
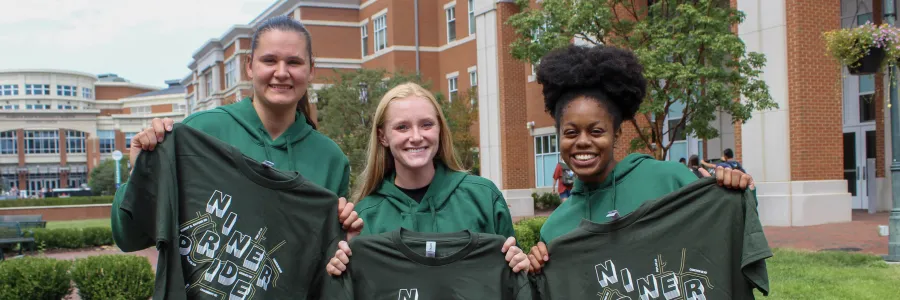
[325,82,530,275]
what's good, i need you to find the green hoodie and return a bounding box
[539,153,698,244]
[111,97,350,252]
[354,162,516,238]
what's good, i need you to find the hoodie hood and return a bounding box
[219,98,314,170]
[372,161,467,232]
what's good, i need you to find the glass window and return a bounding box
[0,85,18,96]
[0,131,16,155]
[57,85,77,96]
[66,130,86,154]
[534,134,560,187]
[468,0,476,35]
[124,132,138,149]
[97,130,115,153]
[225,60,236,88]
[361,25,369,56]
[374,15,387,51]
[82,87,93,99]
[24,130,59,154]
[25,84,50,95]
[448,77,458,102]
[446,6,457,42]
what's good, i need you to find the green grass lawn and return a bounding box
[756,248,900,299]
[45,218,110,229]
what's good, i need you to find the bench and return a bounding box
[0,215,43,222]
[0,222,35,260]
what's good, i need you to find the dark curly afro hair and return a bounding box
[536,44,647,130]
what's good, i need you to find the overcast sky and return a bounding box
[0,0,273,88]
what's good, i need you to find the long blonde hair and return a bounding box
[352,82,464,203]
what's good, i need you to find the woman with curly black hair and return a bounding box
[527,44,754,273]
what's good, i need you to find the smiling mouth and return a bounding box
[269,84,293,91]
[573,154,598,161]
[406,147,428,153]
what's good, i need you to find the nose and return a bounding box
[574,132,591,148]
[410,126,424,143]
[274,61,289,79]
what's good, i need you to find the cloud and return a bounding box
[0,0,272,85]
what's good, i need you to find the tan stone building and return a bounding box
[0,70,186,197]
[185,0,900,226]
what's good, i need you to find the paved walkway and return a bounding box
[764,210,891,255]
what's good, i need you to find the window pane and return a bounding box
[535,136,544,155]
[859,74,875,93]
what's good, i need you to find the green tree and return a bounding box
[88,156,130,196]
[507,0,777,159]
[438,87,480,175]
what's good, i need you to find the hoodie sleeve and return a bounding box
[493,193,517,240]
[338,160,351,199]
[111,181,155,252]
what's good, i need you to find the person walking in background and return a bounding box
[552,160,573,202]
[688,155,705,178]
[701,148,746,173]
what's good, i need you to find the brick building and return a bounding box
[0,70,187,197]
[184,0,897,226]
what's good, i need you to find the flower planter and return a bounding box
[847,46,886,75]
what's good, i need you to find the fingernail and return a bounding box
[544,256,549,261]
[167,125,173,131]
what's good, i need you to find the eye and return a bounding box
[289,60,303,65]
[563,129,578,137]
[395,124,409,131]
[422,121,435,129]
[592,128,606,135]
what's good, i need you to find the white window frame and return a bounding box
[0,105,19,110]
[131,106,151,115]
[97,130,115,154]
[25,84,50,95]
[82,87,93,99]
[361,24,369,56]
[225,59,237,89]
[124,132,138,149]
[447,76,458,102]
[0,131,16,155]
[373,14,387,52]
[534,134,560,187]
[25,103,50,110]
[66,130,86,154]
[0,85,18,96]
[469,69,477,87]
[204,72,213,97]
[57,85,77,97]
[173,103,186,112]
[446,5,457,43]
[468,0,475,35]
[24,130,59,154]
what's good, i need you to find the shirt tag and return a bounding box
[262,160,275,168]
[425,241,436,257]
[606,210,620,220]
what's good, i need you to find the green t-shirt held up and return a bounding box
[121,124,343,300]
[531,177,772,300]
[326,229,532,300]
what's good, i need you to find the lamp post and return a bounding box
[885,0,900,262]
[359,82,369,104]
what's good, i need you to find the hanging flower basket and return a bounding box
[823,22,900,75]
[847,46,885,75]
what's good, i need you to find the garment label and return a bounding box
[425,241,436,257]
[606,210,620,220]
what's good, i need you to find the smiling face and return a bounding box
[379,96,441,174]
[558,96,621,183]
[247,29,314,109]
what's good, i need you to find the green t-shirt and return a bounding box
[326,229,532,300]
[121,124,343,300]
[532,177,772,300]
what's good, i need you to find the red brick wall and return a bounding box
[497,2,531,189]
[58,129,67,166]
[0,205,112,221]
[786,0,843,181]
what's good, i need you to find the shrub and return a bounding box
[0,196,114,208]
[71,255,154,300]
[514,216,549,254]
[532,192,561,210]
[514,224,537,254]
[27,227,112,250]
[0,257,73,300]
[82,227,113,247]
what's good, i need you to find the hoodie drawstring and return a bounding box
[429,199,437,232]
[259,126,296,171]
[406,197,438,232]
